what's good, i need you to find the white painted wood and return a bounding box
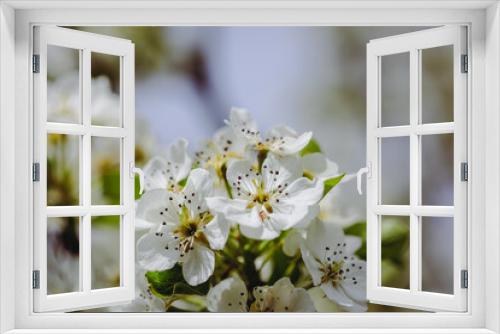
[4,3,493,333]
[366,25,468,312]
[32,26,135,312]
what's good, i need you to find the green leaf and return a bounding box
[322,173,345,197]
[300,138,322,156]
[145,265,210,297]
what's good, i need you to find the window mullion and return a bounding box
[81,48,92,293]
[409,48,421,292]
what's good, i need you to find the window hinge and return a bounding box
[461,54,468,73]
[461,162,468,182]
[461,269,468,289]
[32,162,40,182]
[32,270,40,289]
[32,54,40,73]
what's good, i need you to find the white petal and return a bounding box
[213,125,247,155]
[142,157,169,191]
[267,124,298,138]
[240,223,280,240]
[270,131,312,156]
[283,229,304,257]
[182,243,215,286]
[262,154,302,193]
[226,107,259,143]
[165,138,192,182]
[267,203,309,231]
[341,259,367,303]
[344,235,363,256]
[206,276,248,312]
[226,159,258,198]
[293,204,320,229]
[136,230,180,271]
[320,282,355,308]
[182,168,213,214]
[305,220,345,261]
[135,218,156,232]
[136,189,180,226]
[203,215,230,250]
[300,243,323,286]
[301,153,340,181]
[206,197,261,228]
[282,177,323,207]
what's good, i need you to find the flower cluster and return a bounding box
[133,108,367,312]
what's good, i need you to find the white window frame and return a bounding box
[366,26,468,312]
[0,1,499,333]
[32,26,136,312]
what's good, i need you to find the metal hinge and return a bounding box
[32,270,40,289]
[461,162,468,182]
[32,163,40,182]
[32,54,40,73]
[461,54,468,73]
[461,270,468,289]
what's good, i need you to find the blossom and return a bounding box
[207,155,323,240]
[194,125,246,194]
[136,168,229,286]
[301,152,342,182]
[300,220,367,311]
[142,138,192,192]
[226,108,312,156]
[206,276,315,312]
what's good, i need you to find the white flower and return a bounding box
[142,138,192,192]
[300,220,367,312]
[194,125,246,193]
[226,108,312,156]
[301,152,341,182]
[206,276,315,312]
[207,155,323,240]
[136,168,230,286]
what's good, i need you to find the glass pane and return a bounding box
[47,45,80,124]
[381,52,410,127]
[91,216,121,289]
[421,217,454,294]
[47,134,80,206]
[381,215,410,289]
[47,217,80,294]
[421,46,454,124]
[381,136,410,205]
[91,52,121,127]
[421,134,454,206]
[91,137,121,205]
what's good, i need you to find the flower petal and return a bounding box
[226,159,258,199]
[142,157,169,191]
[320,282,355,308]
[301,153,340,181]
[282,177,323,207]
[165,138,192,183]
[226,107,259,143]
[136,230,180,271]
[268,127,312,156]
[283,229,304,257]
[240,223,280,240]
[341,258,367,303]
[206,197,261,228]
[203,215,230,250]
[206,276,248,312]
[305,220,345,261]
[262,154,302,193]
[182,243,215,286]
[183,168,213,214]
[300,243,323,286]
[136,189,180,227]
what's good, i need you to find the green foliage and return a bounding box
[146,265,210,297]
[322,173,345,197]
[101,168,121,202]
[300,138,322,156]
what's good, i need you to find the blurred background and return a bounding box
[46,26,455,312]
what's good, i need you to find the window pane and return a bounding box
[47,217,80,294]
[381,52,410,127]
[421,45,454,124]
[381,215,410,289]
[47,134,80,206]
[91,137,121,205]
[91,216,120,289]
[421,217,454,294]
[91,52,121,127]
[47,45,80,124]
[381,136,410,205]
[421,134,454,206]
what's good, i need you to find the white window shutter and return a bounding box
[366,26,468,312]
[33,26,135,312]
